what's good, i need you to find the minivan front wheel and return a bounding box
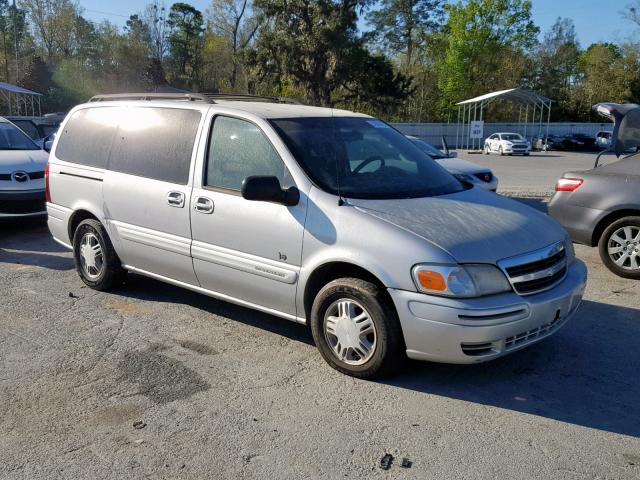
[310,277,403,379]
[73,219,125,290]
[598,216,640,279]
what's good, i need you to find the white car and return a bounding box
[0,117,49,219]
[484,132,531,156]
[408,136,498,191]
[595,130,612,149]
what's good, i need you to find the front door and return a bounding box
[190,114,306,318]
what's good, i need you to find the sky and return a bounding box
[79,0,639,47]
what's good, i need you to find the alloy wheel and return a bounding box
[607,225,640,271]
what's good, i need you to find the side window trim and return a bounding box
[203,113,294,194]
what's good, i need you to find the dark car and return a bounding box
[538,134,566,151]
[549,103,640,279]
[561,133,597,151]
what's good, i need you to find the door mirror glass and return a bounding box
[241,175,299,206]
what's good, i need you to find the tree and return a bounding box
[142,1,169,61]
[166,2,204,86]
[436,0,539,114]
[533,17,580,119]
[21,0,81,62]
[209,0,259,89]
[367,0,443,69]
[250,0,410,109]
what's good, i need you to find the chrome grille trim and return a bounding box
[498,242,568,296]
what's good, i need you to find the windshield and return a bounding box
[0,123,40,150]
[270,117,464,200]
[501,134,524,141]
[409,138,446,158]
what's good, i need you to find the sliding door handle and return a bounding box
[167,191,185,208]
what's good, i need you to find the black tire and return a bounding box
[524,152,530,156]
[499,146,504,156]
[598,216,640,280]
[72,218,126,290]
[310,277,404,379]
[484,144,490,155]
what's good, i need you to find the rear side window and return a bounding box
[55,108,118,168]
[108,107,201,184]
[55,107,201,183]
[206,115,288,191]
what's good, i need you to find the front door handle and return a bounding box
[194,196,214,214]
[167,191,185,208]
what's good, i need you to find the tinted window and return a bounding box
[206,116,288,191]
[270,117,463,200]
[0,123,40,150]
[55,108,118,168]
[11,120,39,139]
[108,107,201,184]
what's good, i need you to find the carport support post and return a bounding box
[456,105,461,150]
[479,101,484,151]
[523,105,528,140]
[545,101,551,152]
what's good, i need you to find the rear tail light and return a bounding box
[555,177,583,192]
[45,162,51,202]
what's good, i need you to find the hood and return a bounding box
[0,149,48,173]
[436,158,488,175]
[350,188,565,264]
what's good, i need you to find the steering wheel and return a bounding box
[353,155,385,174]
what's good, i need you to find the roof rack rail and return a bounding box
[199,93,301,104]
[89,93,212,103]
[88,92,301,105]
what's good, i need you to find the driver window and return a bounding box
[206,116,289,191]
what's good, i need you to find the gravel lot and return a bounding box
[1,153,639,479]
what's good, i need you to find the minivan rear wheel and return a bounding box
[598,216,640,279]
[72,219,126,290]
[310,277,403,379]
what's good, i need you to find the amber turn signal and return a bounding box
[416,269,447,291]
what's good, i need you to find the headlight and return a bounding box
[412,264,512,298]
[453,173,476,184]
[504,142,513,146]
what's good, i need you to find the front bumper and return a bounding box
[388,259,587,364]
[503,145,530,154]
[0,189,46,218]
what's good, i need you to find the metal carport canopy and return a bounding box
[456,88,551,107]
[454,88,553,151]
[0,81,42,117]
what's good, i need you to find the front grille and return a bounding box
[473,172,493,183]
[0,199,46,214]
[499,242,568,296]
[505,310,562,350]
[0,171,44,181]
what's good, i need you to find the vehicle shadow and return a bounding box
[384,300,640,438]
[0,220,74,271]
[116,274,314,346]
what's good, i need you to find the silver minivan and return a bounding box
[46,94,587,378]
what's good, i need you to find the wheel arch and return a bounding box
[302,261,390,322]
[68,208,102,241]
[592,209,640,246]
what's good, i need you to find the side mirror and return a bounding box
[241,175,299,207]
[44,140,53,152]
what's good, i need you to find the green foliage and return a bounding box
[249,0,411,111]
[167,2,204,87]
